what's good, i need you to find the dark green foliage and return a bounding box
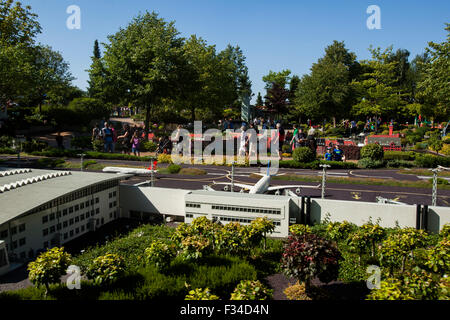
[415,154,450,168]
[140,141,157,152]
[22,139,47,153]
[72,224,175,273]
[360,143,384,161]
[0,136,13,148]
[70,136,92,150]
[0,147,16,154]
[292,147,315,163]
[36,158,65,168]
[167,164,181,174]
[383,151,416,161]
[277,160,357,170]
[386,160,415,168]
[357,158,385,169]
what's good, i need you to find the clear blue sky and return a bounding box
[23,0,449,103]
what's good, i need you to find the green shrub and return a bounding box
[379,228,428,274]
[185,287,219,300]
[167,164,181,174]
[357,158,385,169]
[92,139,103,152]
[440,224,450,239]
[367,270,447,300]
[283,281,311,300]
[0,136,13,148]
[360,144,384,161]
[292,147,315,163]
[141,141,157,152]
[28,247,72,294]
[414,142,428,150]
[282,144,292,154]
[289,224,312,236]
[144,240,176,272]
[72,224,175,273]
[424,238,449,275]
[338,250,368,283]
[36,158,66,168]
[0,147,18,154]
[86,253,126,285]
[187,257,258,298]
[348,222,385,258]
[22,140,47,153]
[157,153,172,163]
[82,160,97,169]
[230,280,273,300]
[325,221,357,242]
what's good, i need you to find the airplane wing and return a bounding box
[212,181,253,190]
[267,184,321,191]
[102,167,157,174]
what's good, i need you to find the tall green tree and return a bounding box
[294,41,359,124]
[0,0,41,46]
[87,40,108,101]
[256,92,264,106]
[416,24,450,121]
[219,45,252,115]
[351,46,408,121]
[26,45,74,112]
[174,35,235,122]
[288,75,300,104]
[262,69,291,89]
[101,11,185,139]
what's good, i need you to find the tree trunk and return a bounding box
[191,106,195,123]
[304,279,312,294]
[144,105,151,141]
[333,117,336,128]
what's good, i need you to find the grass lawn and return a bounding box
[269,173,450,190]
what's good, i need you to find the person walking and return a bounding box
[332,144,345,162]
[324,147,333,161]
[102,122,114,153]
[130,131,141,157]
[238,124,248,158]
[118,124,132,155]
[275,122,285,160]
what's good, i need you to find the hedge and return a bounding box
[414,154,450,168]
[278,160,357,170]
[0,147,17,154]
[30,148,155,161]
[384,151,416,161]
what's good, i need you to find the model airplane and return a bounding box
[102,166,157,174]
[212,162,320,195]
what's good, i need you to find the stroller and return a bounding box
[156,136,172,156]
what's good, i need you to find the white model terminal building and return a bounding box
[1,167,450,276]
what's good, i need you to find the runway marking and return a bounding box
[351,192,362,200]
[327,187,450,199]
[349,170,394,179]
[158,175,227,182]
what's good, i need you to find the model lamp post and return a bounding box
[231,161,235,192]
[77,153,86,172]
[319,164,330,199]
[429,167,442,207]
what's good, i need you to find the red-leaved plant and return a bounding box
[281,234,341,292]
